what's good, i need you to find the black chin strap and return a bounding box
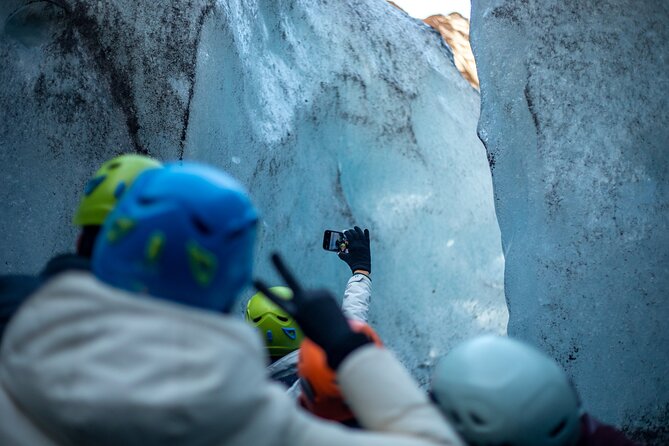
[76,225,102,258]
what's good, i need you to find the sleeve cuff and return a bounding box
[352,272,371,281]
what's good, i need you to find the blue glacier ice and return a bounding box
[471,0,669,437]
[0,0,506,385]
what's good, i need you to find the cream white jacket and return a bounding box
[0,271,463,446]
[341,273,372,322]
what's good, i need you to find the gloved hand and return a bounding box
[254,253,371,370]
[338,226,371,274]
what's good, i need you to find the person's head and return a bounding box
[246,287,304,361]
[92,162,258,313]
[298,320,382,423]
[74,154,162,257]
[430,335,581,446]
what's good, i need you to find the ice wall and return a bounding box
[0,0,195,270]
[1,0,506,384]
[471,0,669,439]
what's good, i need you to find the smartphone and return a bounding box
[322,230,347,252]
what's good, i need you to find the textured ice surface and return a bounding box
[0,1,506,384]
[471,0,669,438]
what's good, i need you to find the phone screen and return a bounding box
[323,230,346,252]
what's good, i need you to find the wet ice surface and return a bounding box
[0,1,505,386]
[471,0,669,435]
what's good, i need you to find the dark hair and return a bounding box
[76,225,102,258]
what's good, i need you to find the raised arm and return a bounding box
[255,254,465,446]
[339,226,372,322]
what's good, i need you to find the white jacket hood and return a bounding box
[0,271,268,446]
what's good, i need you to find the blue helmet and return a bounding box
[92,162,259,312]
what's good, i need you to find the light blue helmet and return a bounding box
[431,335,581,446]
[92,162,258,312]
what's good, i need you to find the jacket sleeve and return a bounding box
[267,350,299,387]
[285,379,301,401]
[341,274,371,322]
[337,345,464,443]
[272,345,465,446]
[219,323,464,445]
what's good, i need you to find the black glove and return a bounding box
[254,253,371,370]
[338,226,371,274]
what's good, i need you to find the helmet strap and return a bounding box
[76,225,102,258]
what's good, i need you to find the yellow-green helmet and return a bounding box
[246,286,304,359]
[73,154,162,226]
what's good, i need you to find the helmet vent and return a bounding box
[277,315,289,322]
[252,316,262,323]
[227,227,247,240]
[449,410,462,425]
[138,197,156,206]
[469,412,486,426]
[549,419,567,437]
[282,327,297,339]
[192,217,212,235]
[83,176,105,196]
[108,162,121,170]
